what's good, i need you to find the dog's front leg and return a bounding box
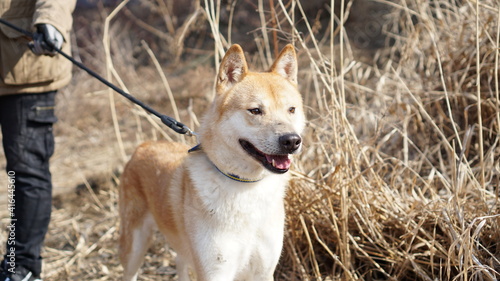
[174,254,191,281]
[187,219,247,281]
[193,236,244,280]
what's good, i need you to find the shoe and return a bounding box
[0,264,42,281]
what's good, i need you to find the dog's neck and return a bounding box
[212,164,263,183]
[188,144,264,183]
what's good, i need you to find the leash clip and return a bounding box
[160,115,195,136]
[187,131,201,153]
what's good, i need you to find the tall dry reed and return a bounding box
[17,0,498,280]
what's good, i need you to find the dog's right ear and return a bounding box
[270,44,298,84]
[217,44,248,93]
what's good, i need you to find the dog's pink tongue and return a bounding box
[266,155,292,170]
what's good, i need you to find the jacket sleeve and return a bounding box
[0,0,76,94]
[32,0,76,42]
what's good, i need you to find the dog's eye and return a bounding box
[248,108,263,115]
[289,107,296,114]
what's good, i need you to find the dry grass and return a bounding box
[275,0,500,280]
[0,0,499,280]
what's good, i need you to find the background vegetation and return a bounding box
[0,0,499,280]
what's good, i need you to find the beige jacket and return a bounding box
[0,0,76,95]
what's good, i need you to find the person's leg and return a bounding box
[0,91,57,278]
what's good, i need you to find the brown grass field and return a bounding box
[0,0,499,280]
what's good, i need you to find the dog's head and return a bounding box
[200,44,305,178]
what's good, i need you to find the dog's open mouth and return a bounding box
[239,140,292,174]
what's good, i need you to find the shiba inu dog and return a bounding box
[119,44,305,281]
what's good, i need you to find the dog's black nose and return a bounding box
[279,133,302,153]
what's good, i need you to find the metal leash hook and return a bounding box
[0,18,195,137]
[159,115,190,135]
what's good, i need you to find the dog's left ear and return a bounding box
[270,44,298,84]
[217,44,248,93]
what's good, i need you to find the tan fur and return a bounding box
[119,44,305,281]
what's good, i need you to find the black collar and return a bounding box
[188,144,263,183]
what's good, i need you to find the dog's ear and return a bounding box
[270,44,298,84]
[217,44,248,93]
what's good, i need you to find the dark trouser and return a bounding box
[0,91,57,276]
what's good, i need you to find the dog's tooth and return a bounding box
[272,159,276,167]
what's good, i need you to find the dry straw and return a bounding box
[14,0,498,280]
[273,0,500,280]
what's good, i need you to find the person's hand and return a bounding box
[29,24,64,56]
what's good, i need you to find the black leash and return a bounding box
[0,18,193,136]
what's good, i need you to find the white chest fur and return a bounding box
[184,153,288,279]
